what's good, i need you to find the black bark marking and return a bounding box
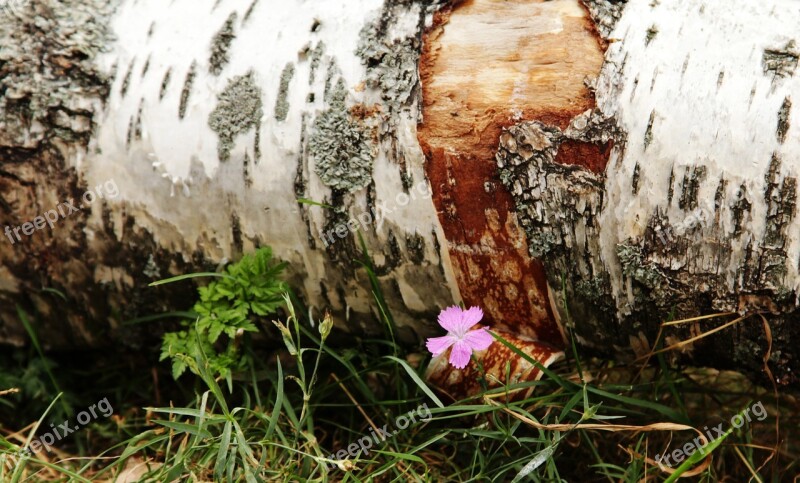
[730,183,751,237]
[643,110,655,150]
[644,25,658,46]
[209,12,238,76]
[762,40,798,80]
[714,178,728,226]
[134,99,143,142]
[243,0,259,24]
[678,166,706,211]
[274,63,295,121]
[681,53,690,78]
[666,165,675,205]
[254,119,261,163]
[179,61,197,119]
[120,58,135,97]
[141,54,151,79]
[631,162,641,194]
[295,113,316,249]
[126,116,134,148]
[763,154,797,249]
[159,68,172,100]
[406,232,426,264]
[243,152,252,188]
[230,212,243,258]
[777,96,791,144]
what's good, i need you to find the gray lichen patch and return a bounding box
[580,0,629,39]
[274,63,294,121]
[356,3,432,113]
[179,61,197,119]
[0,0,114,148]
[777,96,791,144]
[309,41,325,85]
[616,243,666,290]
[762,40,798,80]
[309,79,374,193]
[209,12,238,76]
[208,71,263,162]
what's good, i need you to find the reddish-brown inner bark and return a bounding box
[418,0,607,346]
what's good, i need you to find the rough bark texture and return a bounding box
[417,0,606,347]
[1,0,462,350]
[2,0,800,388]
[493,0,800,385]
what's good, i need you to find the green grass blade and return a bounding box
[266,357,284,440]
[151,420,212,438]
[663,418,736,483]
[215,420,233,481]
[296,198,333,209]
[384,356,444,409]
[16,306,70,415]
[148,272,235,287]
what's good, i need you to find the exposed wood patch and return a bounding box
[418,0,606,345]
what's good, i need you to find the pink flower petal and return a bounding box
[449,339,472,369]
[464,327,494,351]
[450,306,484,335]
[426,335,456,356]
[437,305,464,333]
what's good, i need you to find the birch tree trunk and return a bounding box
[1,0,798,388]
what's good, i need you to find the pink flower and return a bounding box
[426,306,494,369]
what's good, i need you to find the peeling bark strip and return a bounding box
[418,0,605,345]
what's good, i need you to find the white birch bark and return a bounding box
[497,0,800,385]
[0,0,462,349]
[1,0,799,386]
